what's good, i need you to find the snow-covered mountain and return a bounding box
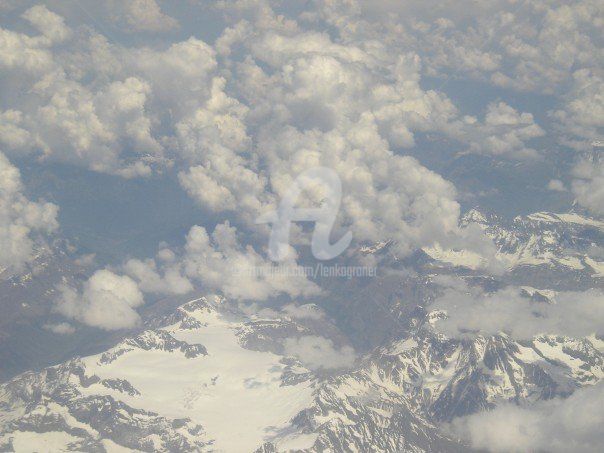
[1,297,311,451]
[2,292,603,452]
[424,209,604,289]
[0,295,467,452]
[1,210,603,452]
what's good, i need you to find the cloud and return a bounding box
[548,179,567,192]
[432,280,604,339]
[0,1,558,272]
[0,6,217,177]
[314,0,601,95]
[0,110,32,150]
[73,253,96,268]
[456,102,545,159]
[173,8,543,264]
[123,257,193,295]
[551,69,603,151]
[54,269,144,330]
[186,37,465,255]
[21,5,72,44]
[121,221,320,301]
[282,303,325,320]
[43,322,76,335]
[0,151,59,272]
[283,335,356,370]
[175,79,266,216]
[173,3,509,268]
[55,220,321,327]
[131,37,217,116]
[31,74,163,177]
[180,222,321,300]
[450,382,604,453]
[0,8,56,75]
[0,1,597,300]
[572,158,604,216]
[110,0,178,33]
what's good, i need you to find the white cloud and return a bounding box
[432,280,604,339]
[0,17,53,75]
[55,269,144,330]
[456,102,545,159]
[0,151,58,272]
[171,9,545,266]
[43,322,76,335]
[181,26,467,256]
[450,382,604,453]
[551,69,604,151]
[123,257,193,295]
[73,253,96,268]
[132,37,217,116]
[119,221,321,301]
[0,110,32,151]
[283,335,356,370]
[572,158,604,216]
[31,74,163,177]
[21,5,72,44]
[181,222,321,300]
[0,6,217,177]
[314,0,602,94]
[175,78,266,216]
[0,2,553,274]
[111,0,178,33]
[0,1,597,301]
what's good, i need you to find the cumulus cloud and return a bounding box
[32,74,163,177]
[21,4,72,43]
[131,37,217,115]
[180,26,467,257]
[0,110,32,150]
[0,6,58,75]
[0,1,563,271]
[0,6,216,177]
[451,101,545,159]
[55,221,321,327]
[552,70,603,215]
[121,222,320,301]
[110,0,178,33]
[1,1,598,304]
[314,0,602,94]
[123,257,193,295]
[450,382,604,453]
[551,69,604,151]
[432,280,604,339]
[4,0,508,299]
[0,151,58,272]
[180,222,321,300]
[571,158,604,216]
[283,335,356,370]
[55,269,144,330]
[175,78,266,217]
[172,6,545,264]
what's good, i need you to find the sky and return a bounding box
[0,1,602,450]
